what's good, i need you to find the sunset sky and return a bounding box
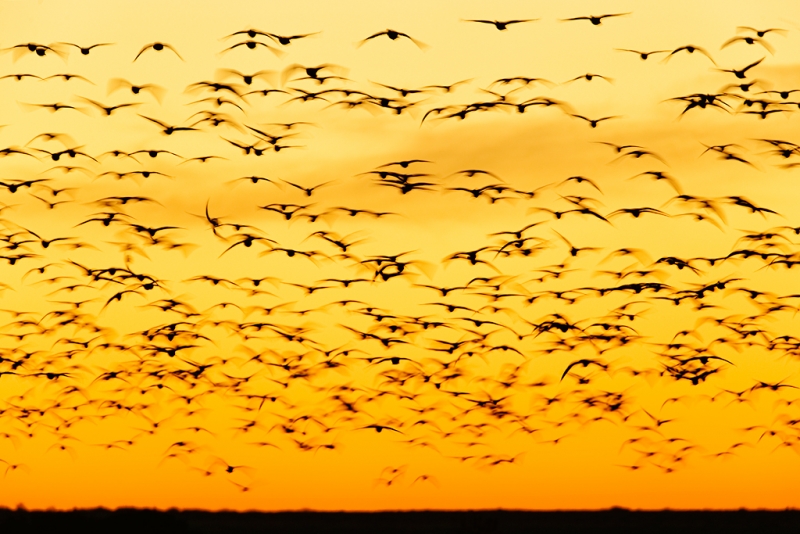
[0,0,799,511]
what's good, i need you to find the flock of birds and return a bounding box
[0,10,799,497]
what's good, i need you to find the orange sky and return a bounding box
[0,0,799,511]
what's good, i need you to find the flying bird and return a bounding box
[463,19,538,31]
[664,45,716,65]
[58,42,114,55]
[133,42,183,61]
[716,58,764,79]
[357,30,429,50]
[615,48,668,60]
[561,13,631,25]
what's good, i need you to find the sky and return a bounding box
[0,0,799,511]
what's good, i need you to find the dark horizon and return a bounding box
[0,0,798,513]
[2,508,799,534]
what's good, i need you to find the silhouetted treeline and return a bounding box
[0,508,798,534]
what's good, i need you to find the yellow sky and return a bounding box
[0,0,798,511]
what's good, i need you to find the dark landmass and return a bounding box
[0,508,798,533]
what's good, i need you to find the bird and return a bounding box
[359,424,403,434]
[1,73,43,82]
[561,359,608,380]
[721,35,775,54]
[108,78,166,102]
[357,30,429,50]
[216,68,276,86]
[615,48,668,60]
[133,42,183,61]
[221,40,285,57]
[138,115,200,135]
[266,32,321,45]
[570,114,620,128]
[281,63,347,86]
[58,42,114,55]
[736,26,786,38]
[463,19,538,31]
[77,97,141,117]
[564,73,614,84]
[561,13,631,25]
[664,45,716,65]
[629,171,683,194]
[716,58,765,79]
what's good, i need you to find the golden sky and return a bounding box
[0,0,799,511]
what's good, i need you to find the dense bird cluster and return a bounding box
[0,13,799,494]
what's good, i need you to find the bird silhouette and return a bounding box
[561,13,631,25]
[357,30,429,50]
[463,19,538,31]
[133,42,183,61]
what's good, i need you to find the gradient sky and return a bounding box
[0,0,799,511]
